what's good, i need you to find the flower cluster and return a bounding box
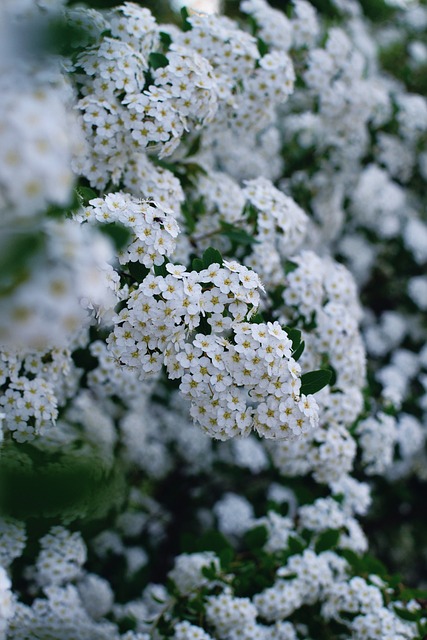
[0,375,57,443]
[110,259,319,440]
[35,526,87,587]
[78,192,180,267]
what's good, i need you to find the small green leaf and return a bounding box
[159,31,172,47]
[257,37,269,56]
[249,313,265,324]
[220,221,257,246]
[359,554,387,577]
[192,258,204,273]
[287,536,306,555]
[98,222,131,251]
[244,203,259,224]
[201,563,218,580]
[46,190,79,219]
[292,340,305,362]
[181,6,192,31]
[187,134,201,157]
[219,547,234,569]
[244,525,268,550]
[300,369,332,396]
[284,260,298,274]
[202,247,223,268]
[72,347,98,372]
[181,203,196,234]
[327,365,337,387]
[185,163,208,180]
[387,573,402,589]
[394,607,421,623]
[44,16,95,56]
[284,327,301,350]
[196,531,233,554]
[315,529,340,554]
[339,548,360,570]
[399,587,427,601]
[148,52,169,70]
[154,261,169,277]
[128,262,150,283]
[76,185,97,206]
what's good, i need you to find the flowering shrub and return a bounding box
[1,0,427,638]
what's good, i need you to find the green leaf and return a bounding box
[399,587,427,601]
[293,340,305,362]
[249,313,265,324]
[181,203,196,234]
[44,16,95,56]
[76,185,97,206]
[315,529,340,554]
[202,247,223,268]
[98,222,131,251]
[148,52,169,70]
[359,0,396,22]
[394,607,422,623]
[185,164,208,181]
[287,536,306,555]
[327,365,337,387]
[257,37,269,56]
[72,347,98,372]
[187,134,201,158]
[201,562,218,580]
[219,547,234,570]
[244,525,268,551]
[46,190,79,219]
[339,548,360,570]
[357,554,387,577]
[154,261,169,277]
[387,573,402,589]
[284,260,298,274]
[245,203,258,224]
[300,369,332,396]
[196,531,233,555]
[159,31,172,47]
[219,221,258,246]
[246,15,258,36]
[284,327,301,350]
[181,6,192,31]
[128,262,150,283]
[192,258,204,273]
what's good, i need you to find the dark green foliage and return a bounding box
[202,247,223,268]
[98,222,131,251]
[300,369,332,395]
[314,528,340,553]
[0,441,126,522]
[154,261,169,277]
[219,221,258,246]
[244,525,268,551]
[149,52,169,69]
[76,185,97,206]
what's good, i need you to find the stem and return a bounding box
[191,227,223,243]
